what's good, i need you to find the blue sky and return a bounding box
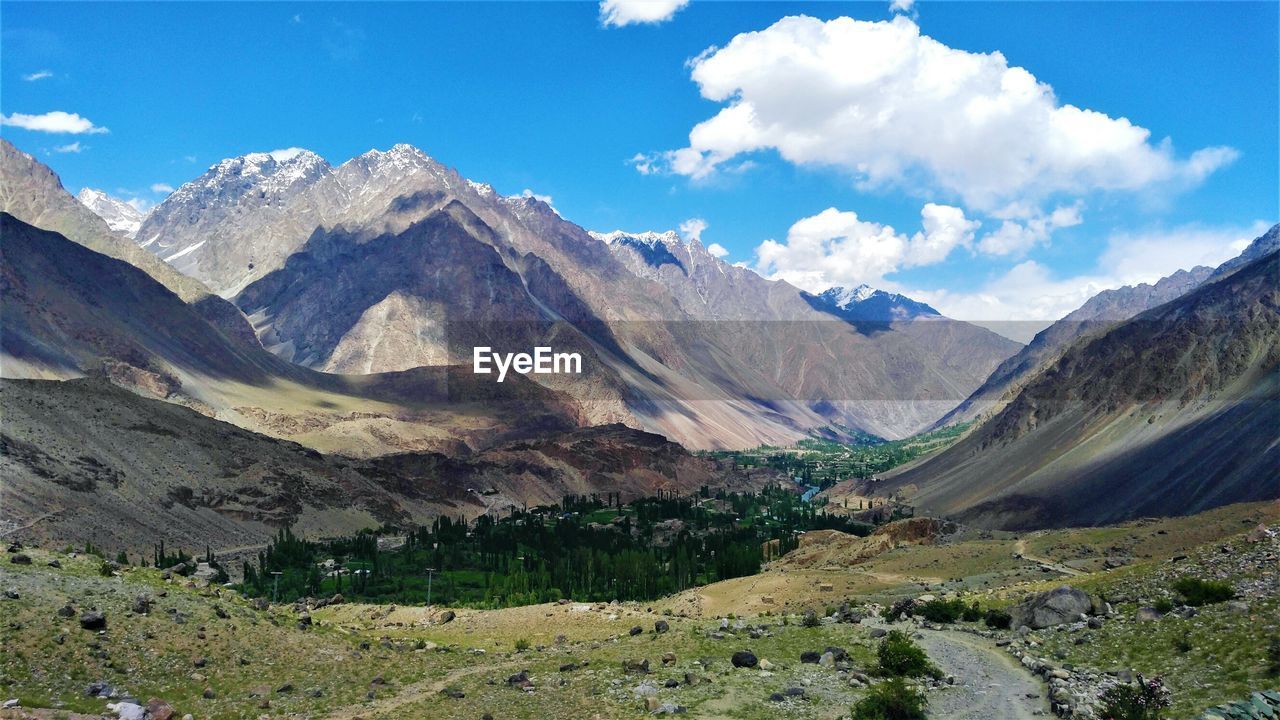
[2,1,1276,327]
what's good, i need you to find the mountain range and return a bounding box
[114,142,1021,446]
[75,188,146,238]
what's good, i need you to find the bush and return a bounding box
[802,611,821,628]
[98,561,114,577]
[983,609,1012,629]
[962,602,982,622]
[513,638,530,653]
[1171,577,1235,607]
[1267,637,1280,677]
[877,630,934,678]
[851,678,928,720]
[1172,632,1192,654]
[1098,675,1171,720]
[916,599,966,624]
[1153,597,1174,614]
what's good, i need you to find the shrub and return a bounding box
[1098,675,1171,720]
[98,561,114,577]
[962,602,982,622]
[983,609,1012,629]
[1153,597,1174,614]
[917,598,966,624]
[1171,577,1235,606]
[513,638,530,653]
[802,611,821,628]
[1267,637,1280,677]
[1172,632,1192,654]
[851,678,928,720]
[877,630,934,678]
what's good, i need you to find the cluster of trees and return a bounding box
[706,423,971,490]
[237,485,874,608]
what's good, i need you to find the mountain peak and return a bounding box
[808,285,941,321]
[590,229,681,248]
[75,187,146,239]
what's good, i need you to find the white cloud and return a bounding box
[976,203,1082,256]
[150,183,175,194]
[754,202,977,291]
[23,70,53,81]
[910,220,1272,326]
[124,197,153,213]
[889,0,915,13]
[643,15,1235,212]
[183,155,197,163]
[53,141,82,153]
[1,110,108,134]
[520,188,554,206]
[706,242,730,258]
[600,0,689,27]
[268,147,305,162]
[679,217,708,242]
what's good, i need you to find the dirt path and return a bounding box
[1014,537,1086,577]
[321,659,521,720]
[914,627,1049,720]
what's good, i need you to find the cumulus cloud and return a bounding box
[124,197,154,213]
[23,70,53,81]
[150,183,175,194]
[909,220,1271,328]
[977,203,1082,256]
[1,110,108,134]
[754,203,978,291]
[678,217,708,242]
[600,0,689,27]
[889,0,915,14]
[706,242,730,258]
[520,188,554,206]
[53,141,82,153]
[642,15,1235,212]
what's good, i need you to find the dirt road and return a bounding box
[915,626,1049,720]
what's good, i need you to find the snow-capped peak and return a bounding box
[825,284,879,307]
[76,187,146,239]
[589,230,681,247]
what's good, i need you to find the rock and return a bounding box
[9,554,31,565]
[47,559,61,568]
[644,697,660,712]
[824,646,848,662]
[79,610,107,630]
[663,679,679,689]
[252,598,269,611]
[731,650,758,668]
[818,651,836,668]
[201,688,215,699]
[784,687,805,697]
[106,701,146,720]
[683,672,701,687]
[653,702,685,714]
[2,700,18,709]
[192,657,207,668]
[441,688,465,699]
[507,670,530,686]
[1226,601,1250,614]
[214,606,229,619]
[1087,617,1104,629]
[3,589,17,600]
[1009,586,1093,629]
[437,610,455,624]
[758,658,774,671]
[560,662,579,672]
[634,682,659,698]
[661,652,677,665]
[629,625,644,636]
[869,628,888,638]
[769,693,786,702]
[1135,607,1163,622]
[132,595,152,615]
[145,699,176,720]
[800,651,820,664]
[297,613,312,628]
[622,658,650,674]
[86,681,113,698]
[654,620,670,634]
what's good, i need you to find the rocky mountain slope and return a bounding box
[0,139,258,346]
[0,212,583,456]
[877,249,1280,529]
[75,188,146,238]
[0,377,769,554]
[127,144,1021,447]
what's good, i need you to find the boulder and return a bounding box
[8,554,31,565]
[629,625,644,636]
[1009,586,1092,629]
[1135,607,1163,622]
[145,699,175,720]
[800,651,820,664]
[654,620,670,634]
[79,611,107,630]
[731,650,758,668]
[437,610,455,624]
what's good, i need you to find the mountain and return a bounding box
[0,377,772,552]
[0,212,581,457]
[804,284,942,322]
[75,188,146,238]
[875,249,1280,529]
[1208,223,1280,281]
[938,264,1216,425]
[0,139,258,346]
[133,145,1021,446]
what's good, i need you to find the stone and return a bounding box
[437,610,455,624]
[824,646,848,662]
[623,658,650,673]
[201,688,215,700]
[634,682,659,698]
[784,687,805,697]
[661,652,677,665]
[654,620,670,634]
[132,595,152,614]
[79,611,107,630]
[800,651,820,664]
[663,679,679,688]
[8,554,31,565]
[869,628,888,638]
[758,658,774,671]
[106,701,145,720]
[731,650,758,668]
[2,589,17,600]
[629,625,644,636]
[1135,607,1163,622]
[507,670,530,686]
[1087,617,1104,629]
[818,652,836,668]
[1009,586,1093,629]
[145,699,175,720]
